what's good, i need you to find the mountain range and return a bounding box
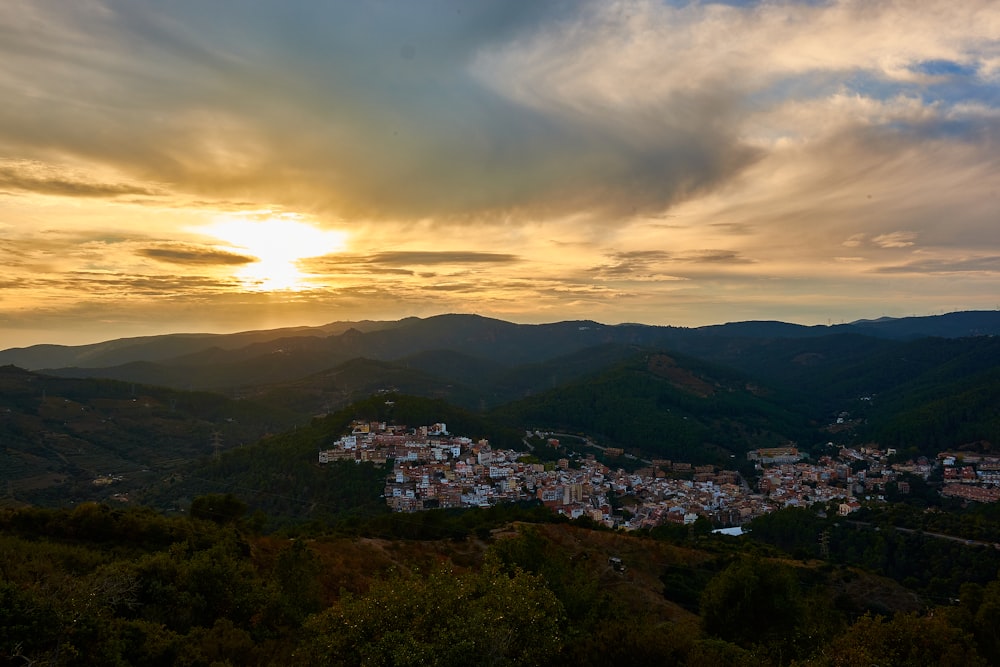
[1,310,998,510]
[4,310,999,377]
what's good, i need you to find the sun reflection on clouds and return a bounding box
[196,213,348,291]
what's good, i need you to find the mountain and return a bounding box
[0,319,404,370]
[11,329,997,512]
[5,311,1000,510]
[11,311,1000,392]
[844,310,1000,339]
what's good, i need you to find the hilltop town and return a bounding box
[319,420,1000,528]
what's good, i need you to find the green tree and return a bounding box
[0,579,62,664]
[273,539,324,623]
[297,563,564,666]
[487,526,607,631]
[811,612,986,667]
[189,494,247,525]
[971,579,1000,664]
[700,557,805,655]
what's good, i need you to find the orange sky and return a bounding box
[1,1,998,348]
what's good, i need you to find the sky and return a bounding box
[1,0,998,348]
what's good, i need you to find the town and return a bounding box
[318,420,1000,529]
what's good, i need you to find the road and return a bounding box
[544,431,654,465]
[845,520,1000,550]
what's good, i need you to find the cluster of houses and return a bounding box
[939,452,1000,502]
[317,422,1000,529]
[752,445,905,516]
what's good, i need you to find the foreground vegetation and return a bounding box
[2,499,999,666]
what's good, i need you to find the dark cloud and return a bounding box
[595,250,673,277]
[422,282,479,292]
[677,250,754,264]
[0,165,159,198]
[0,278,29,289]
[594,248,751,279]
[300,258,416,276]
[610,251,674,261]
[369,251,520,266]
[7,272,246,305]
[183,199,265,209]
[138,246,257,266]
[305,251,518,273]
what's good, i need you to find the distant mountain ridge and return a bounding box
[0,319,404,370]
[2,310,997,376]
[844,310,1000,338]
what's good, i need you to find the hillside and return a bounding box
[2,500,992,666]
[2,307,998,521]
[491,351,811,465]
[8,327,1000,512]
[137,393,525,523]
[240,356,485,414]
[241,343,649,415]
[0,366,305,507]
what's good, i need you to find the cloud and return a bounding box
[590,249,753,282]
[303,251,519,275]
[709,222,755,235]
[0,161,159,198]
[872,232,917,248]
[138,245,257,266]
[368,251,520,266]
[873,256,1000,274]
[595,250,674,277]
[62,273,242,294]
[422,282,480,293]
[610,251,673,261]
[677,250,755,264]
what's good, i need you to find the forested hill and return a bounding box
[0,365,304,507]
[490,351,810,465]
[5,330,1000,509]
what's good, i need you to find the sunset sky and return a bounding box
[1,0,998,348]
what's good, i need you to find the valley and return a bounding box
[2,311,1000,665]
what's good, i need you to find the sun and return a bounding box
[199,214,347,291]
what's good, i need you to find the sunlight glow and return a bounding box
[199,214,347,291]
